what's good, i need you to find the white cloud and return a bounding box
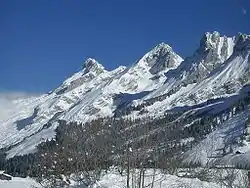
[0,91,37,100]
[0,92,40,120]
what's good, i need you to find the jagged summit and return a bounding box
[181,31,236,77]
[197,31,235,61]
[83,58,105,74]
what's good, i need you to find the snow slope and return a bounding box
[0,95,47,149]
[184,109,250,168]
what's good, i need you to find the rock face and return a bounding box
[183,31,235,80]
[144,42,183,74]
[198,31,235,63]
[1,32,250,162]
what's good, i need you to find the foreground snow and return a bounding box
[0,171,219,188]
[0,177,40,188]
[1,167,248,188]
[92,171,220,188]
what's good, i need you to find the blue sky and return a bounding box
[0,0,249,93]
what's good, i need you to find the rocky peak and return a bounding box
[83,58,105,75]
[138,42,183,74]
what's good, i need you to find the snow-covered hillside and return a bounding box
[184,109,250,167]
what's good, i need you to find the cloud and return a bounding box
[0,92,40,120]
[242,8,247,15]
[0,91,40,100]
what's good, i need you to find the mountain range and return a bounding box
[1,31,250,168]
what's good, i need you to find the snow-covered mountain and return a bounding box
[1,32,250,169]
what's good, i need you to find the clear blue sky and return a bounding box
[0,0,249,93]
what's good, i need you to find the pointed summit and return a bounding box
[83,58,105,74]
